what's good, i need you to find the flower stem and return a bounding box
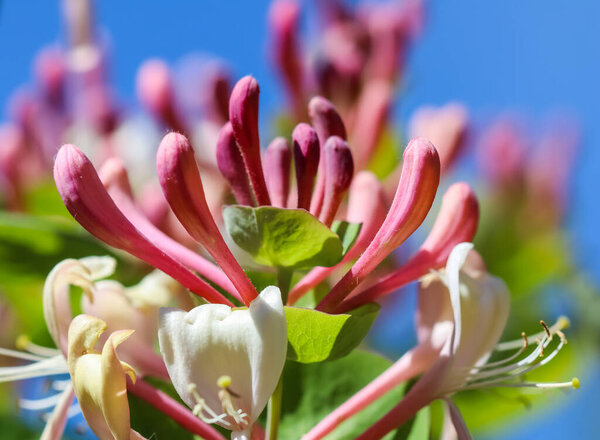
[277,268,293,304]
[266,375,283,440]
[128,378,226,440]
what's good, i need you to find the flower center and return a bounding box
[187,375,249,430]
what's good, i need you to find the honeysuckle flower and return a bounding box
[217,121,256,206]
[158,285,287,439]
[318,136,354,226]
[264,136,292,208]
[292,122,320,210]
[305,243,577,440]
[67,314,145,440]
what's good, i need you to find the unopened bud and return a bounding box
[292,123,320,210]
[216,122,255,206]
[264,137,291,208]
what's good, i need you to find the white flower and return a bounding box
[158,285,287,439]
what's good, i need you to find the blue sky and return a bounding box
[1,1,599,438]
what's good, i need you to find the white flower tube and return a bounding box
[158,285,287,439]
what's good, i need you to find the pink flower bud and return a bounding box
[477,119,527,185]
[157,132,259,305]
[201,63,232,124]
[350,81,392,169]
[317,137,440,312]
[264,137,292,208]
[319,136,354,226]
[229,75,271,205]
[409,103,468,173]
[99,157,236,297]
[337,182,479,312]
[292,123,320,210]
[308,96,347,216]
[269,0,305,117]
[54,144,232,306]
[216,122,255,206]
[136,59,187,134]
[34,47,67,108]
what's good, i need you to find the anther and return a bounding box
[556,330,568,345]
[540,320,552,339]
[572,378,580,389]
[521,332,528,349]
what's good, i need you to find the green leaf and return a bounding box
[392,406,430,440]
[331,221,362,256]
[285,303,379,363]
[223,205,343,269]
[280,350,412,439]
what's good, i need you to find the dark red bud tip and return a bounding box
[308,96,347,144]
[292,123,320,209]
[264,137,292,208]
[216,122,255,206]
[319,136,354,226]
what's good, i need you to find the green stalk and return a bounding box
[266,375,283,440]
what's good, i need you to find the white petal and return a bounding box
[445,242,473,351]
[158,286,287,428]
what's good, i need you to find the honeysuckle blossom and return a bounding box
[158,285,287,439]
[66,314,144,440]
[305,243,577,440]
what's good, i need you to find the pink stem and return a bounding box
[128,379,226,440]
[302,344,436,440]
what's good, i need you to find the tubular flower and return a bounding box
[67,314,145,440]
[306,243,577,440]
[158,286,287,440]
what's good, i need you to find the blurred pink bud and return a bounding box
[319,136,354,226]
[54,144,232,306]
[269,0,305,117]
[293,123,320,210]
[264,137,292,208]
[99,157,236,296]
[200,64,232,124]
[317,137,440,312]
[477,119,527,185]
[157,132,259,305]
[409,103,468,173]
[34,47,67,108]
[229,76,271,205]
[136,59,187,133]
[338,182,479,312]
[288,171,386,305]
[0,124,26,210]
[350,81,392,169]
[82,84,120,135]
[216,122,255,206]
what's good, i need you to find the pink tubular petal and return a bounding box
[99,158,238,297]
[229,76,271,205]
[216,122,256,206]
[318,136,354,226]
[293,123,320,210]
[317,137,440,312]
[445,398,473,440]
[136,59,187,134]
[302,343,437,440]
[288,171,386,305]
[269,0,305,118]
[40,384,75,440]
[308,96,347,216]
[336,182,479,312]
[128,379,226,440]
[157,133,259,305]
[264,137,292,208]
[54,144,232,306]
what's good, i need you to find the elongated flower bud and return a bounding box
[308,96,346,216]
[157,132,259,305]
[99,158,237,297]
[229,76,271,205]
[136,59,187,134]
[269,0,304,117]
[216,122,255,206]
[293,123,320,210]
[201,64,231,124]
[317,137,440,312]
[319,136,354,226]
[54,144,231,306]
[264,137,291,208]
[35,48,67,108]
[337,182,479,312]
